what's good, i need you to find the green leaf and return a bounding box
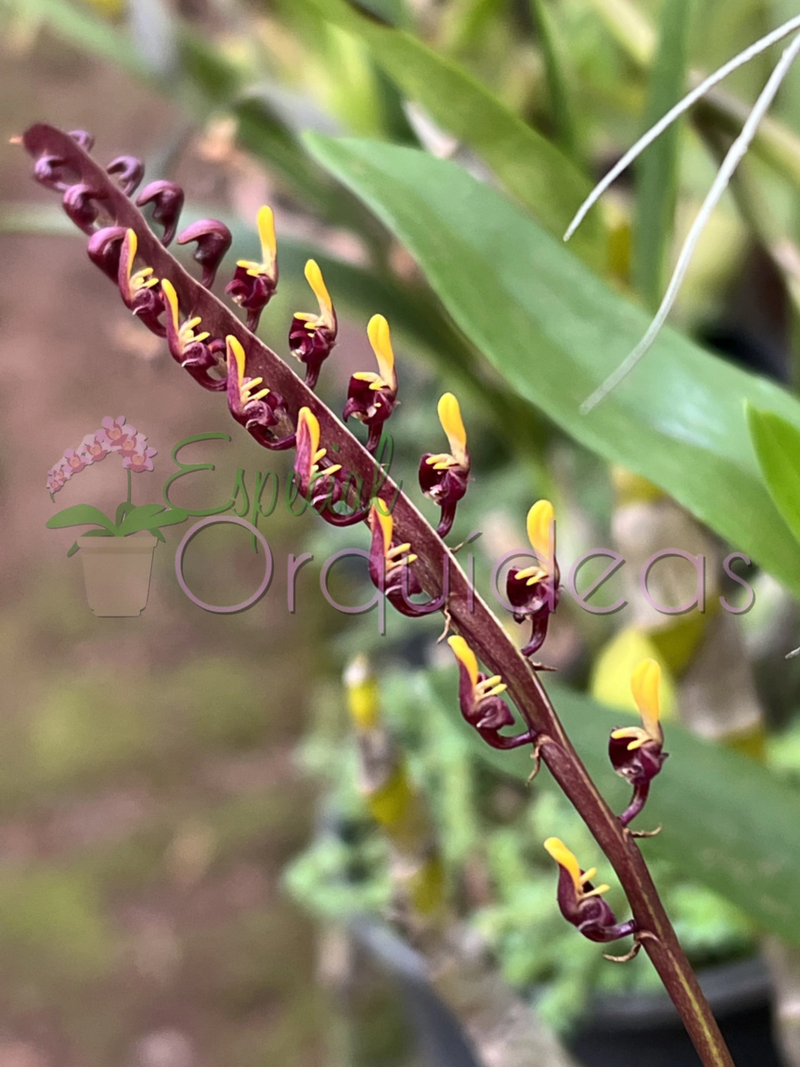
[529,0,577,155]
[46,505,118,534]
[632,0,691,308]
[746,403,800,546]
[117,504,188,536]
[305,135,800,598]
[426,668,800,946]
[116,502,135,527]
[6,0,149,75]
[297,0,604,268]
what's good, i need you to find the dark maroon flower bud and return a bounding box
[545,839,637,944]
[447,636,535,750]
[177,218,232,288]
[136,180,185,245]
[33,154,69,191]
[343,314,397,453]
[87,225,127,281]
[68,130,95,152]
[609,660,668,828]
[419,392,470,538]
[288,259,337,389]
[106,155,144,195]
[117,228,165,336]
[367,503,446,614]
[506,500,560,659]
[226,336,296,450]
[62,183,107,234]
[225,206,278,332]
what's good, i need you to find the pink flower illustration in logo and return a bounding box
[62,448,88,476]
[117,434,141,459]
[44,415,186,617]
[78,432,113,464]
[122,436,157,473]
[46,417,155,497]
[99,415,137,450]
[46,462,70,493]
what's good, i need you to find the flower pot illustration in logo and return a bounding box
[77,531,157,616]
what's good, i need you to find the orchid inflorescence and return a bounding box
[20,125,729,1064]
[47,415,156,495]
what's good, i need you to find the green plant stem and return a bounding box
[23,125,734,1067]
[127,467,132,506]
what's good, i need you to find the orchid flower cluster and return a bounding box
[47,415,156,495]
[19,124,729,1065]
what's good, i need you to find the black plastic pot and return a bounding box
[569,957,782,1067]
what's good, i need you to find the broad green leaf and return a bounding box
[746,403,800,546]
[305,135,800,599]
[425,669,800,946]
[298,0,604,268]
[46,505,117,534]
[633,0,691,308]
[118,504,188,536]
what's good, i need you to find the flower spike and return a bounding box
[226,205,279,332]
[225,335,293,450]
[506,500,560,660]
[419,392,470,538]
[609,658,668,828]
[343,314,398,452]
[544,838,636,945]
[447,635,535,750]
[289,259,338,389]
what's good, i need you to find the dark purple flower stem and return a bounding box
[20,124,733,1067]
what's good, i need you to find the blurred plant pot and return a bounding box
[78,530,157,616]
[568,956,780,1067]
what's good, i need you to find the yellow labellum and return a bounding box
[527,499,555,566]
[257,205,276,271]
[630,657,662,739]
[226,335,247,383]
[374,505,394,558]
[544,837,582,892]
[298,406,320,461]
[162,278,180,332]
[437,393,468,466]
[124,228,137,282]
[304,259,334,327]
[447,635,479,691]
[367,314,396,390]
